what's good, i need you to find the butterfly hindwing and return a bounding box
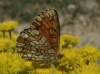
[16,8,60,64]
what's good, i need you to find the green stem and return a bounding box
[3,31,5,38]
[9,31,12,39]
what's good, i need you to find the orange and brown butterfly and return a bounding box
[16,8,60,65]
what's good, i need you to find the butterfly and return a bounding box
[16,8,60,66]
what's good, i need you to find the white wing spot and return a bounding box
[32,41,39,44]
[27,53,32,57]
[28,29,35,36]
[36,16,42,21]
[30,42,35,46]
[31,50,36,53]
[39,55,44,58]
[24,58,28,60]
[41,37,46,44]
[16,42,25,46]
[21,33,29,38]
[48,49,54,53]
[31,47,36,50]
[32,58,35,60]
[39,14,44,18]
[47,10,52,16]
[23,54,27,57]
[39,39,43,44]
[51,9,55,16]
[32,30,39,35]
[50,56,55,60]
[44,12,49,17]
[17,48,22,52]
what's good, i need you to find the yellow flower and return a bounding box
[34,68,64,74]
[60,34,80,44]
[0,53,7,66]
[24,61,33,69]
[78,45,100,65]
[80,45,99,54]
[0,52,25,74]
[0,38,16,52]
[36,68,51,74]
[1,20,18,31]
[58,47,81,71]
[0,31,3,37]
[62,48,77,59]
[80,64,100,74]
[60,34,80,49]
[0,23,5,31]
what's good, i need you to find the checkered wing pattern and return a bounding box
[16,8,60,64]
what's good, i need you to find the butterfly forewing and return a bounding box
[16,8,60,64]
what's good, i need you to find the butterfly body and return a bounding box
[16,8,60,65]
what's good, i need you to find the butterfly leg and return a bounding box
[51,64,56,74]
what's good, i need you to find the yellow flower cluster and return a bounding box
[80,45,99,54]
[58,44,100,72]
[69,64,100,74]
[0,38,16,52]
[61,48,77,59]
[27,68,66,74]
[58,48,80,70]
[0,20,18,31]
[24,61,34,72]
[0,52,25,74]
[80,45,100,65]
[0,20,100,74]
[79,64,100,74]
[60,34,80,49]
[0,20,18,39]
[36,68,53,74]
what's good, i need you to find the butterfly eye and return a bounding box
[21,32,29,38]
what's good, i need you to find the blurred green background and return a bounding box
[0,0,86,22]
[0,0,100,48]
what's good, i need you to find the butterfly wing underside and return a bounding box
[16,8,60,64]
